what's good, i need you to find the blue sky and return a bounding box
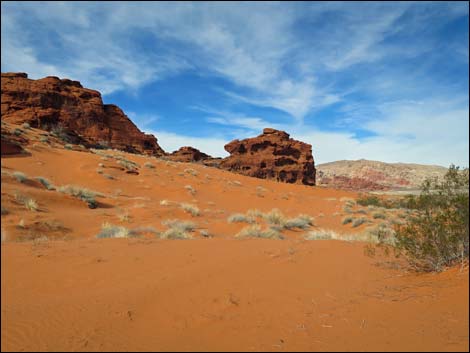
[1,1,469,166]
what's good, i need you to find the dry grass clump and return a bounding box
[116,157,140,171]
[160,219,196,239]
[263,208,286,227]
[184,168,198,176]
[228,180,242,187]
[160,199,171,206]
[144,162,155,169]
[235,224,283,239]
[35,176,55,190]
[256,186,267,197]
[284,214,315,229]
[373,212,387,219]
[352,217,367,227]
[12,171,28,183]
[342,216,353,225]
[227,213,255,224]
[24,198,39,211]
[118,210,131,222]
[58,185,103,208]
[184,184,196,195]
[305,229,379,243]
[180,203,200,216]
[97,223,130,238]
[355,209,368,215]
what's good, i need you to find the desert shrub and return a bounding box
[256,186,267,197]
[228,213,254,223]
[13,128,23,136]
[40,136,49,143]
[284,214,314,229]
[24,198,38,211]
[160,219,196,239]
[355,209,368,215]
[184,168,198,176]
[235,224,283,239]
[1,206,9,215]
[58,185,102,208]
[356,195,382,207]
[97,168,104,174]
[35,177,55,190]
[96,223,130,238]
[304,229,335,240]
[22,122,31,129]
[117,158,139,171]
[12,171,28,183]
[387,165,469,272]
[144,162,155,169]
[199,230,211,238]
[180,203,200,216]
[160,199,171,206]
[263,209,286,227]
[373,212,386,219]
[342,216,353,225]
[357,194,419,210]
[185,185,196,195]
[247,209,263,219]
[64,144,73,150]
[352,217,367,227]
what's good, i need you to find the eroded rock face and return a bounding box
[1,73,165,156]
[220,128,316,185]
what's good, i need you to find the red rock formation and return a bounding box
[1,73,165,156]
[168,146,211,163]
[220,128,316,185]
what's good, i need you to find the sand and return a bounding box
[1,124,469,351]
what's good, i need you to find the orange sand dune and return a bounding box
[1,124,469,351]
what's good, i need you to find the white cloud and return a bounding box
[148,130,229,158]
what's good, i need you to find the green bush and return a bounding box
[383,165,469,272]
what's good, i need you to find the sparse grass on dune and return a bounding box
[184,184,196,195]
[352,217,367,227]
[284,214,315,229]
[235,224,283,239]
[35,176,55,190]
[12,171,28,183]
[304,228,380,243]
[24,198,39,212]
[160,219,196,239]
[228,213,255,224]
[229,209,314,238]
[184,168,198,176]
[58,185,103,209]
[96,223,130,239]
[180,203,200,216]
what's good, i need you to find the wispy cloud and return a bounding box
[1,2,468,166]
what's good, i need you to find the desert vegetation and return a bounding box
[371,165,469,272]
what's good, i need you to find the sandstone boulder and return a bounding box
[220,128,316,185]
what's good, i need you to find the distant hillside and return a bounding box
[316,159,448,191]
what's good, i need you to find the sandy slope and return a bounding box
[1,124,469,351]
